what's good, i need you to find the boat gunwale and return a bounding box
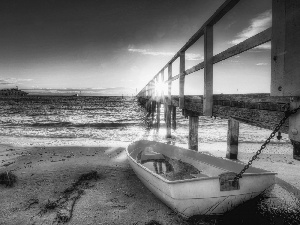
[177,151,277,177]
[126,144,277,185]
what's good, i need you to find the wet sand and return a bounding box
[1,139,300,224]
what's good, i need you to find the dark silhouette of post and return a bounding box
[226,118,239,159]
[188,116,199,151]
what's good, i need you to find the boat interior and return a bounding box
[128,140,275,181]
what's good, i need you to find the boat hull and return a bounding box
[126,140,276,217]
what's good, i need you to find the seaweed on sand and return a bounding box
[38,170,100,224]
[0,171,17,187]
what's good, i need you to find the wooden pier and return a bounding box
[137,0,300,160]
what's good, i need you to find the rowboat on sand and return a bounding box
[126,140,276,218]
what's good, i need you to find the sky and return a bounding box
[0,0,272,96]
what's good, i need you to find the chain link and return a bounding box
[234,103,300,181]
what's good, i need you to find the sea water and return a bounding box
[0,96,145,142]
[0,95,291,153]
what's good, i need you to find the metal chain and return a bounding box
[234,103,300,181]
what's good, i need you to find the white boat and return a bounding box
[126,140,276,218]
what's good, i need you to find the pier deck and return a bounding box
[136,0,300,160]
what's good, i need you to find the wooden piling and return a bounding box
[271,0,300,160]
[146,101,151,115]
[161,70,164,101]
[168,64,172,105]
[166,63,172,132]
[291,140,300,160]
[166,104,172,138]
[151,101,156,119]
[226,118,239,160]
[164,103,166,121]
[271,0,300,96]
[172,106,176,130]
[157,102,161,129]
[204,25,213,116]
[188,116,199,151]
[289,97,300,160]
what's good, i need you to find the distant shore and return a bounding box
[1,136,300,224]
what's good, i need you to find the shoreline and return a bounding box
[1,136,300,224]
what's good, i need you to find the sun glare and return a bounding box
[155,80,165,96]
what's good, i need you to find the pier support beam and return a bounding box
[271,0,300,96]
[179,52,185,109]
[167,64,172,105]
[172,106,176,130]
[157,102,161,129]
[151,101,156,120]
[164,103,167,122]
[291,140,300,161]
[145,101,150,115]
[203,25,213,116]
[188,116,199,151]
[166,104,172,138]
[226,118,239,160]
[166,63,172,136]
[289,97,300,160]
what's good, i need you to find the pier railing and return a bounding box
[137,0,300,160]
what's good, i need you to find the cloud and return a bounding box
[185,53,204,61]
[128,47,203,61]
[0,80,14,85]
[128,48,174,57]
[230,10,272,49]
[256,62,268,66]
[0,78,32,85]
[224,21,237,30]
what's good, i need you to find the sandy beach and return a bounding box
[1,137,300,225]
